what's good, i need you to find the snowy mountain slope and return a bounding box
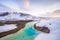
[35,18,60,40]
[0,12,40,21]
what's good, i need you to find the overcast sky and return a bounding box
[0,0,60,16]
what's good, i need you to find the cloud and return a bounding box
[0,0,60,16]
[0,4,14,12]
[42,9,60,17]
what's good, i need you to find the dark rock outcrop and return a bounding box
[34,23,50,33]
[0,12,9,16]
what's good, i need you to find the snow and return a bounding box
[35,18,60,40]
[0,12,40,21]
[0,24,17,33]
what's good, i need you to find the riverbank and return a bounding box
[0,20,33,38]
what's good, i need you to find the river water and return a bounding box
[0,22,40,40]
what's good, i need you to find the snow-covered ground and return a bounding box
[35,18,60,40]
[0,17,60,40]
[0,24,17,33]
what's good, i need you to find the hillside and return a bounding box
[0,12,40,21]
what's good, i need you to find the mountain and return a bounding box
[0,12,40,21]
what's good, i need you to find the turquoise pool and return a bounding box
[0,22,40,40]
